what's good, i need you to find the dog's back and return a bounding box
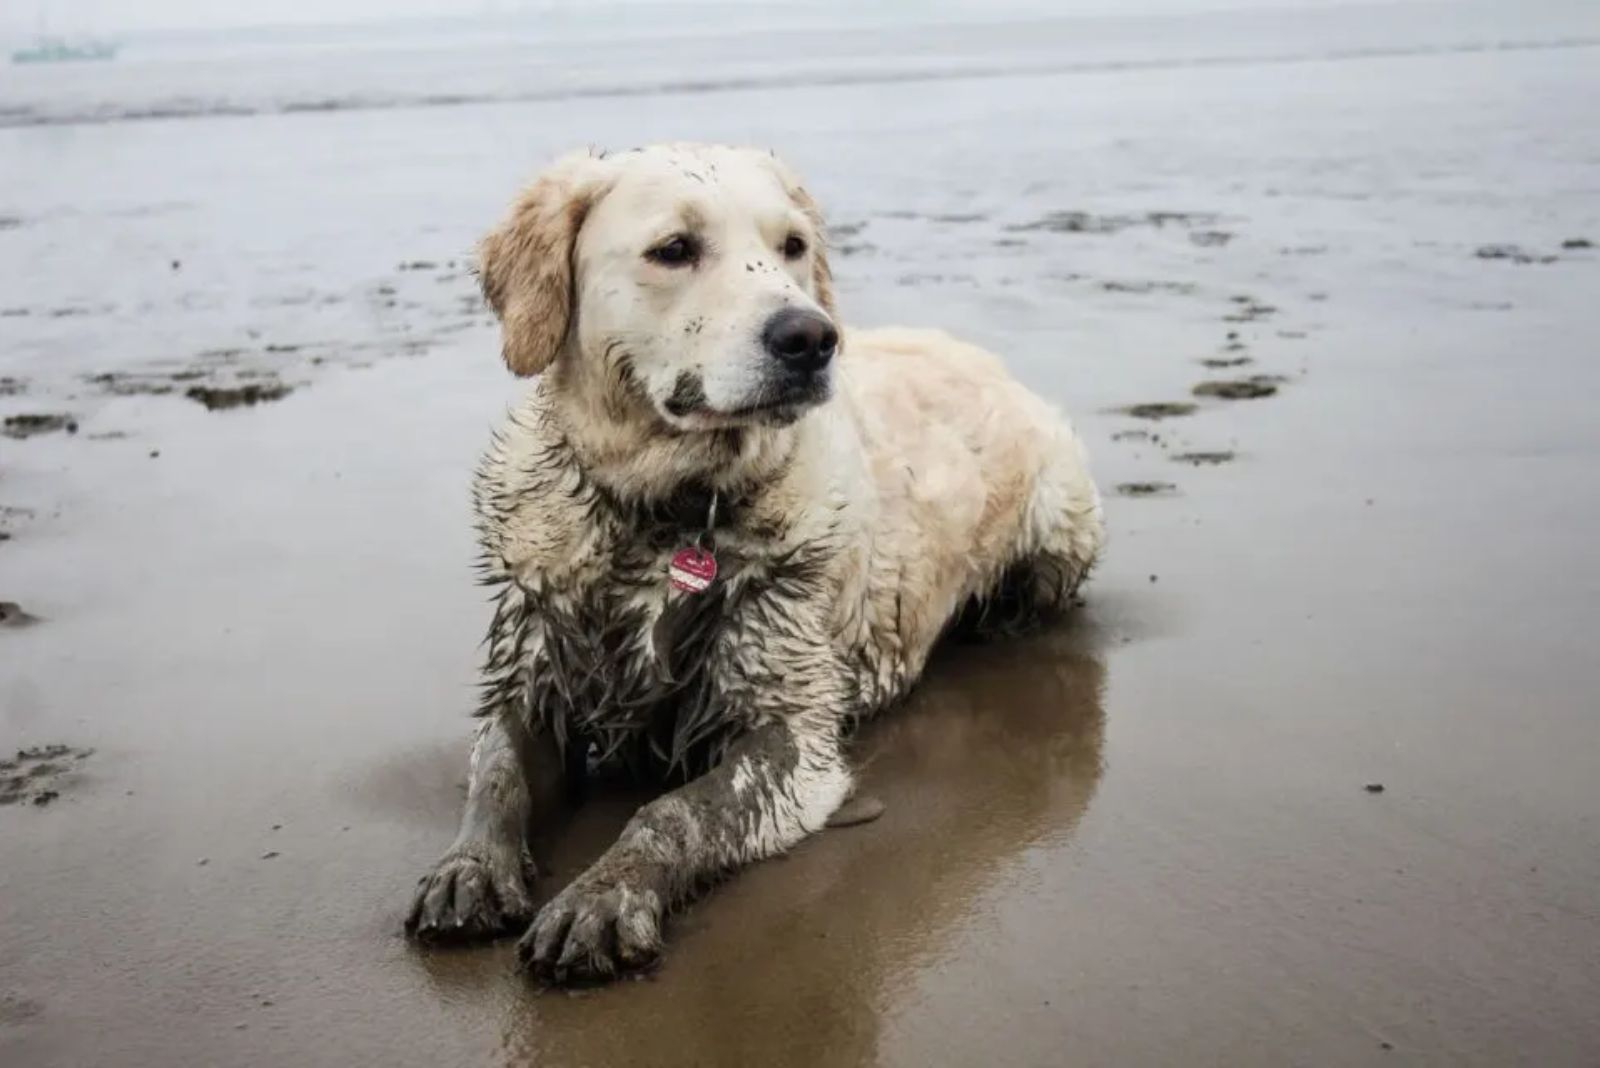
[824,327,1104,702]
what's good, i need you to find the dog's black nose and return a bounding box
[762,308,838,373]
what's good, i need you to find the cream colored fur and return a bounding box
[408,143,1103,982]
[478,145,1103,710]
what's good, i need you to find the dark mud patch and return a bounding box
[1172,451,1236,466]
[87,367,215,397]
[86,371,175,397]
[185,381,294,411]
[0,506,36,542]
[1189,230,1233,247]
[830,221,867,239]
[1098,279,1198,295]
[0,992,44,1024]
[1562,237,1592,250]
[3,413,78,439]
[1474,244,1557,265]
[1112,427,1174,448]
[0,376,25,397]
[1116,402,1197,420]
[1146,211,1219,227]
[1,601,41,627]
[1,307,28,317]
[836,242,877,257]
[1200,356,1254,369]
[1007,210,1218,235]
[1194,375,1285,400]
[0,745,93,807]
[1116,481,1179,498]
[1223,296,1277,322]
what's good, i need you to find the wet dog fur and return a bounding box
[405,143,1104,984]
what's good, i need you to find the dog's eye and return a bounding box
[646,235,698,267]
[782,234,808,260]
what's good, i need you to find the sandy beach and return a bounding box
[4,2,1600,1064]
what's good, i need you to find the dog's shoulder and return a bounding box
[472,388,606,588]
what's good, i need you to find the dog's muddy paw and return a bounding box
[518,876,664,985]
[405,843,535,944]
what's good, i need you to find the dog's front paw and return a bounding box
[405,842,535,944]
[517,869,665,984]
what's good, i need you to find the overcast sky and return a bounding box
[2,0,1400,35]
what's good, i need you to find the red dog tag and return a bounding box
[668,546,718,594]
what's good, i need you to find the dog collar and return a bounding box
[668,490,719,594]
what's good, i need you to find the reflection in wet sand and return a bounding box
[461,629,1106,1068]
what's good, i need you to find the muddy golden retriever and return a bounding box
[405,143,1103,984]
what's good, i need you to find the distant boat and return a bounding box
[12,36,119,64]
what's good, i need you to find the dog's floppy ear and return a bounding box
[477,151,613,377]
[792,184,837,321]
[763,153,837,320]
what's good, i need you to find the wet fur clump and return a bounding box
[473,427,838,784]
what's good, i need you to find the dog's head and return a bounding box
[479,144,838,432]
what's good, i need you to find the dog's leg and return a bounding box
[1013,425,1106,615]
[518,716,850,983]
[406,713,562,943]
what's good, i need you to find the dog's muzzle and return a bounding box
[762,308,838,376]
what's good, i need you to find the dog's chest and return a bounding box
[528,536,743,777]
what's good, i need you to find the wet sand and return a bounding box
[5,10,1600,1066]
